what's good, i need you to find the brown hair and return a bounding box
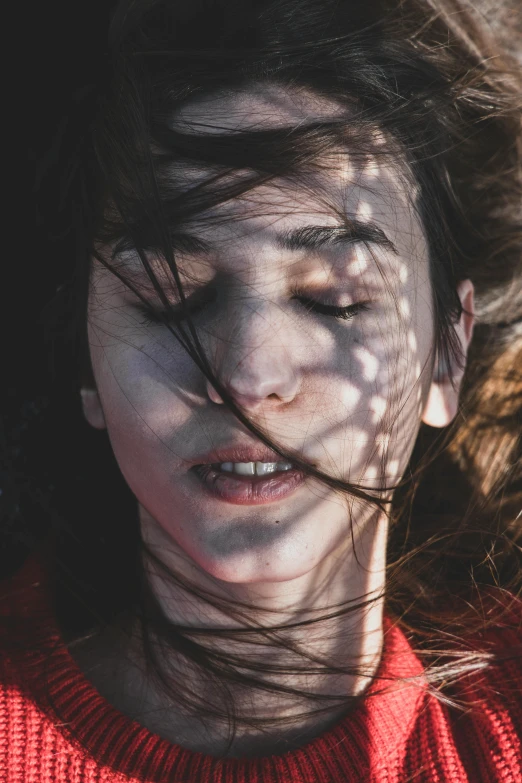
[16,0,522,750]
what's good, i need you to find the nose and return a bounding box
[204,302,300,411]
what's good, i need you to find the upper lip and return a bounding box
[190,444,301,467]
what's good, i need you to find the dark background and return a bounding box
[2,0,116,577]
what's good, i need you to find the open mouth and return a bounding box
[197,461,295,479]
[190,462,305,504]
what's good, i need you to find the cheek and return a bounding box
[331,312,429,486]
[375,330,429,480]
[87,318,202,479]
[87,287,430,499]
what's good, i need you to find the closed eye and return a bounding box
[293,296,371,321]
[133,291,370,326]
[134,288,217,326]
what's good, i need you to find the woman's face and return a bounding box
[86,86,444,587]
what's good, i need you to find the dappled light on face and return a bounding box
[369,394,387,425]
[375,432,391,457]
[363,465,379,483]
[335,152,355,187]
[386,459,401,479]
[346,248,369,276]
[355,199,373,220]
[361,158,381,179]
[399,298,411,318]
[408,329,418,352]
[338,382,362,409]
[85,102,435,589]
[399,264,409,284]
[353,346,379,383]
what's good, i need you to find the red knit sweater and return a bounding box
[1,553,522,782]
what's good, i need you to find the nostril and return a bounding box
[204,362,300,408]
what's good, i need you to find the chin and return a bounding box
[187,544,324,587]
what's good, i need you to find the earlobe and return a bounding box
[421,279,475,429]
[421,373,459,428]
[80,388,107,430]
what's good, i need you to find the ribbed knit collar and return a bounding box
[6,551,429,782]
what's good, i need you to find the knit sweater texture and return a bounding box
[1,552,522,782]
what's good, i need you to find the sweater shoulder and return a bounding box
[439,590,522,781]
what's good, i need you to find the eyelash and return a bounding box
[293,296,370,321]
[135,292,370,326]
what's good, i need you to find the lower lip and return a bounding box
[191,465,306,505]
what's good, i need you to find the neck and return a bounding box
[72,511,388,757]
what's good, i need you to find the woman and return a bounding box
[2,0,522,779]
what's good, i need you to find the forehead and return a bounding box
[170,82,419,231]
[173,82,347,131]
[102,84,428,287]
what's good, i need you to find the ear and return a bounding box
[80,387,107,430]
[421,280,475,428]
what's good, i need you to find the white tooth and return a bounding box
[220,462,234,472]
[233,462,256,476]
[276,462,294,471]
[255,462,278,476]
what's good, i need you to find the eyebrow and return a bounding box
[115,219,397,279]
[275,222,397,253]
